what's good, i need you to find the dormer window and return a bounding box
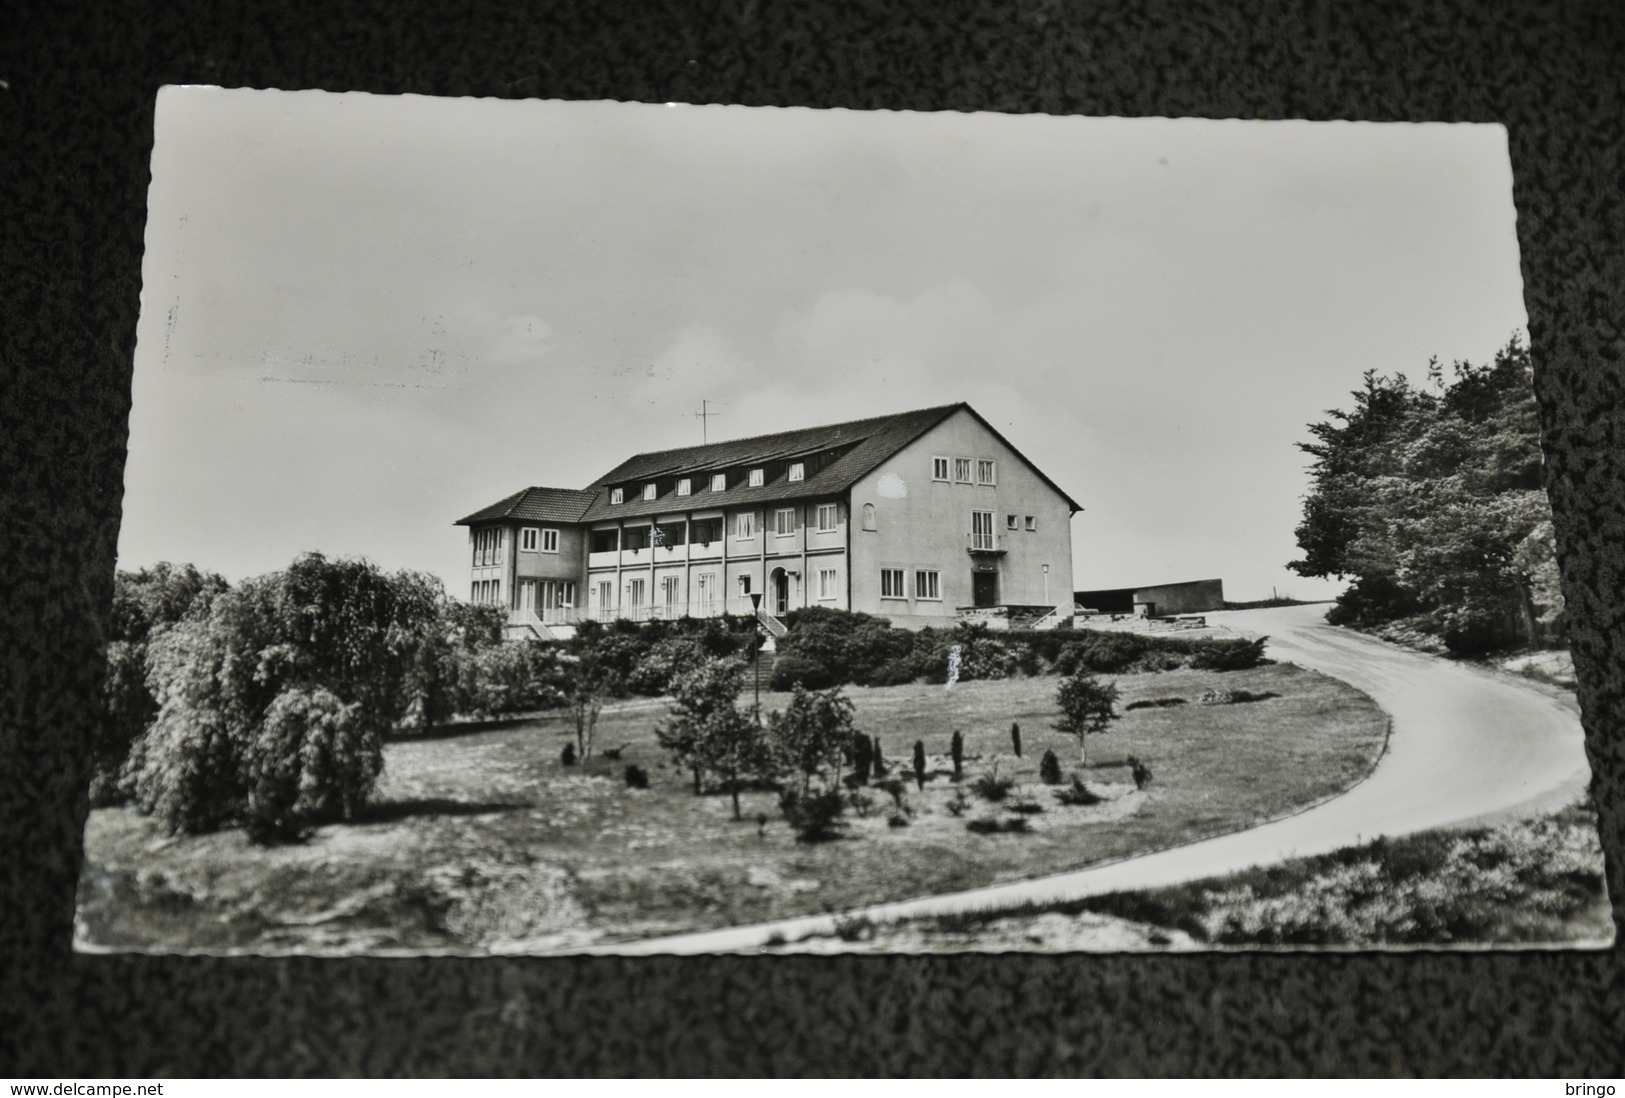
[643,483,657,501]
[788,462,805,482]
[748,468,764,487]
[711,473,727,492]
[610,487,624,505]
[677,478,692,496]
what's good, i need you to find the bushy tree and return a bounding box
[767,685,858,797]
[659,656,771,819]
[127,553,446,840]
[95,563,228,804]
[1054,669,1120,765]
[1291,338,1562,653]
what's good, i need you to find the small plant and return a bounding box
[560,743,577,767]
[887,808,911,828]
[971,760,1016,803]
[966,816,1031,835]
[946,787,971,817]
[1127,755,1154,790]
[871,736,889,777]
[1198,688,1237,705]
[912,739,927,791]
[950,729,964,781]
[1055,776,1104,806]
[1011,721,1022,757]
[779,788,846,843]
[1009,799,1045,815]
[875,778,908,808]
[847,790,878,818]
[1039,749,1063,785]
[623,764,649,789]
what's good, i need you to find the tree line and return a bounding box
[1290,337,1564,655]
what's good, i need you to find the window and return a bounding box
[788,462,804,482]
[978,459,996,485]
[677,478,691,496]
[932,456,950,481]
[748,468,764,487]
[954,458,972,483]
[775,508,796,536]
[880,568,907,599]
[622,526,650,552]
[643,483,658,501]
[735,511,756,539]
[690,518,720,546]
[610,487,624,505]
[971,510,995,550]
[818,568,838,600]
[862,503,876,531]
[520,527,539,552]
[589,528,619,553]
[541,528,560,553]
[1006,514,1019,530]
[472,527,505,566]
[711,473,727,492]
[696,572,717,611]
[596,580,613,616]
[915,569,941,601]
[627,578,646,611]
[662,575,682,612]
[816,503,837,532]
[1025,516,1037,531]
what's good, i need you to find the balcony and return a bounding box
[966,531,1007,555]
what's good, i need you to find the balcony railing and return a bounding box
[966,531,1006,554]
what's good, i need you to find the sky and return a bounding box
[120,89,1529,602]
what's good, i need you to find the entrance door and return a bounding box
[973,570,998,608]
[772,569,790,616]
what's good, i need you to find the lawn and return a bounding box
[77,661,1389,954]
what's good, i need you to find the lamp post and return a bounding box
[1043,563,1050,606]
[748,591,764,715]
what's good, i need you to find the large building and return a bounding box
[454,403,1081,638]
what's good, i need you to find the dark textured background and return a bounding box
[3,0,1623,1077]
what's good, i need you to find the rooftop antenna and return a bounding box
[695,398,726,444]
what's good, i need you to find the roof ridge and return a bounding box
[616,401,966,463]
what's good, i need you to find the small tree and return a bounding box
[767,684,858,798]
[1039,748,1063,785]
[912,739,927,791]
[659,656,771,817]
[1054,669,1120,765]
[565,640,617,763]
[852,732,874,785]
[950,729,964,782]
[1011,721,1022,757]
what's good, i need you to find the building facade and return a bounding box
[454,403,1081,637]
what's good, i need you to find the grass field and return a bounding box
[77,661,1389,954]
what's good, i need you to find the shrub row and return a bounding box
[767,607,1267,690]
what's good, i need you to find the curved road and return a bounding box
[567,605,1592,954]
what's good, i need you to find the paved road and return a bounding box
[569,605,1592,954]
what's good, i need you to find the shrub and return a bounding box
[966,816,1031,835]
[1198,688,1237,705]
[770,654,837,691]
[243,686,380,843]
[912,739,927,791]
[871,735,889,777]
[1039,749,1063,785]
[1125,697,1188,711]
[875,778,908,808]
[624,764,649,789]
[459,640,567,716]
[768,684,857,797]
[1009,799,1045,815]
[1055,776,1104,806]
[866,657,925,687]
[852,732,874,785]
[950,729,964,781]
[1189,636,1269,671]
[946,787,971,817]
[971,762,1016,803]
[1010,721,1022,757]
[779,788,846,843]
[887,809,911,828]
[846,790,878,818]
[560,743,577,766]
[1127,755,1154,790]
[628,637,712,696]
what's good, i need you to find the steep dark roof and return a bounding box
[577,404,967,522]
[454,486,598,526]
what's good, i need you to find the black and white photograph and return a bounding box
[76,87,1611,956]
